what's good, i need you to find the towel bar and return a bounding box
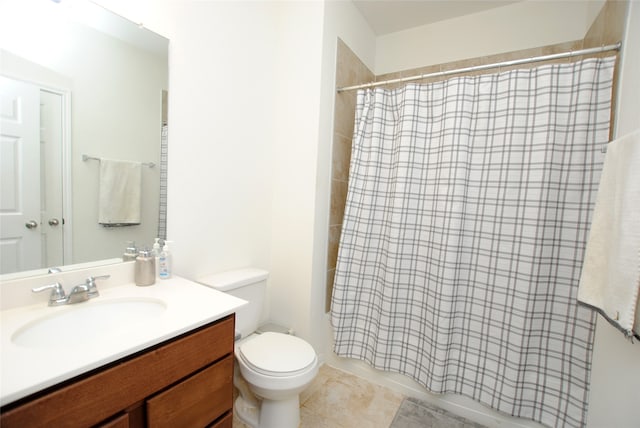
[82,154,155,168]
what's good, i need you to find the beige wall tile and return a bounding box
[603,0,628,45]
[332,133,352,182]
[327,39,373,312]
[325,268,335,313]
[334,92,357,139]
[377,64,442,88]
[327,224,340,311]
[327,225,342,270]
[335,38,375,90]
[584,0,627,48]
[330,178,348,226]
[583,0,626,140]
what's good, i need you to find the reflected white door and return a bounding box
[40,90,64,268]
[0,76,42,274]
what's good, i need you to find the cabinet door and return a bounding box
[146,355,233,428]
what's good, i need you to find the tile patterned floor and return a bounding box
[232,364,486,428]
[233,364,404,428]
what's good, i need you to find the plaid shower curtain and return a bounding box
[330,57,615,428]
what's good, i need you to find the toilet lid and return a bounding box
[238,332,316,376]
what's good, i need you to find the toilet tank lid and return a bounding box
[198,268,269,291]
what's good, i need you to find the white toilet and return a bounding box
[198,268,319,428]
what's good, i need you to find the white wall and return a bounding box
[161,1,278,278]
[375,0,605,74]
[323,0,377,72]
[91,0,375,356]
[91,0,330,351]
[267,0,325,345]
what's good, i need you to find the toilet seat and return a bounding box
[238,332,317,377]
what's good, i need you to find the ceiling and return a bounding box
[352,0,522,35]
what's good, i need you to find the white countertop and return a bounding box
[0,276,246,406]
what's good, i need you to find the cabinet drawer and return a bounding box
[146,355,233,428]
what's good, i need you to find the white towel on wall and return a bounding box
[578,129,640,339]
[98,158,142,226]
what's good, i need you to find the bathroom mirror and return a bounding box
[0,0,169,279]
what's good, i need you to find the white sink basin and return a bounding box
[11,298,167,348]
[1,276,248,407]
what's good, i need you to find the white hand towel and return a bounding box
[578,129,640,339]
[98,158,142,226]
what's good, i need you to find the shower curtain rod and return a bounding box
[336,42,621,93]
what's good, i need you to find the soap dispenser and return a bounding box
[158,241,173,280]
[152,238,162,277]
[135,248,156,286]
[152,238,162,257]
[123,241,138,262]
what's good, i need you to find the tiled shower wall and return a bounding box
[326,39,375,312]
[325,0,627,313]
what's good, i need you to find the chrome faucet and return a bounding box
[84,275,109,298]
[32,275,110,306]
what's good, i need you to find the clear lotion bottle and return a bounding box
[152,238,162,277]
[158,241,172,280]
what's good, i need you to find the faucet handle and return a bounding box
[86,275,110,286]
[32,282,66,300]
[85,275,110,297]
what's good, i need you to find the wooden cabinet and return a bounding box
[146,357,233,427]
[0,315,235,428]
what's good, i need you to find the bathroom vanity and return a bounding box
[0,267,247,427]
[1,315,234,427]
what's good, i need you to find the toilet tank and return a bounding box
[197,268,269,339]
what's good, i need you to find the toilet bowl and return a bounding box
[234,332,319,428]
[197,268,319,428]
